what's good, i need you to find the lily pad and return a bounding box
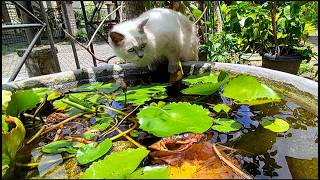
[74,82,120,93]
[211,104,231,113]
[6,88,61,116]
[2,115,9,132]
[115,84,168,105]
[182,72,229,95]
[182,73,218,85]
[76,138,112,165]
[222,75,281,105]
[80,147,149,179]
[42,140,76,154]
[137,102,213,137]
[211,118,242,132]
[261,118,290,132]
[128,166,169,179]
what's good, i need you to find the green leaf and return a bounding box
[137,102,213,137]
[128,166,169,179]
[76,138,112,165]
[2,90,12,113]
[212,104,231,113]
[2,116,26,177]
[42,140,76,154]
[261,118,290,132]
[6,88,61,116]
[92,115,113,131]
[83,132,96,140]
[80,147,149,179]
[182,73,218,85]
[211,118,242,132]
[284,5,291,19]
[222,75,281,105]
[74,82,120,93]
[115,84,167,105]
[181,83,223,95]
[192,9,203,19]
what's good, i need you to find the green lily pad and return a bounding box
[115,84,168,105]
[222,75,281,105]
[6,88,61,116]
[83,132,97,140]
[92,115,113,131]
[261,118,290,132]
[137,102,213,137]
[181,82,223,95]
[182,73,218,85]
[211,118,242,132]
[75,82,120,93]
[128,166,169,179]
[2,116,26,177]
[212,104,231,113]
[42,140,76,154]
[76,138,112,165]
[80,147,149,179]
[182,71,229,95]
[2,90,12,112]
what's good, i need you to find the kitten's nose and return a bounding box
[136,50,144,58]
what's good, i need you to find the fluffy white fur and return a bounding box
[108,8,199,73]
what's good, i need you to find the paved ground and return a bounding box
[2,41,120,83]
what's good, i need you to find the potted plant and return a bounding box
[261,1,316,74]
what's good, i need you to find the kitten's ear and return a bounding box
[109,31,125,45]
[138,18,149,33]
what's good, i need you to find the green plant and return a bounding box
[270,1,317,61]
[297,61,315,75]
[200,32,239,63]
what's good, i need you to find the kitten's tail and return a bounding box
[193,6,207,25]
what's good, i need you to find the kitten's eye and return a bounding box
[140,43,146,48]
[128,48,134,52]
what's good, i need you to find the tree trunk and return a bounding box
[214,1,222,32]
[124,1,145,20]
[271,1,278,55]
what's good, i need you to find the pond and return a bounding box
[2,70,318,179]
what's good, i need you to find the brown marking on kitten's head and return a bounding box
[109,31,125,46]
[138,18,149,33]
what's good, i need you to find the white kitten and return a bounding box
[108,8,199,74]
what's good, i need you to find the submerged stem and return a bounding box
[42,113,84,135]
[110,120,138,141]
[15,154,76,168]
[114,127,144,148]
[26,126,46,144]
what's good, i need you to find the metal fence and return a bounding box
[2,1,119,82]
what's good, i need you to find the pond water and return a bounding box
[4,73,318,179]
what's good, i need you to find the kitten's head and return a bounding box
[109,18,149,66]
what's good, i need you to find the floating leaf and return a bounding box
[211,104,231,113]
[92,115,113,131]
[80,147,149,179]
[182,73,218,85]
[74,82,120,93]
[115,84,168,105]
[2,116,26,177]
[261,118,290,132]
[182,72,229,95]
[2,90,12,113]
[76,138,112,165]
[182,83,223,95]
[222,75,281,105]
[128,166,169,179]
[137,102,213,137]
[211,118,242,132]
[83,132,96,140]
[6,88,61,116]
[42,140,76,154]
